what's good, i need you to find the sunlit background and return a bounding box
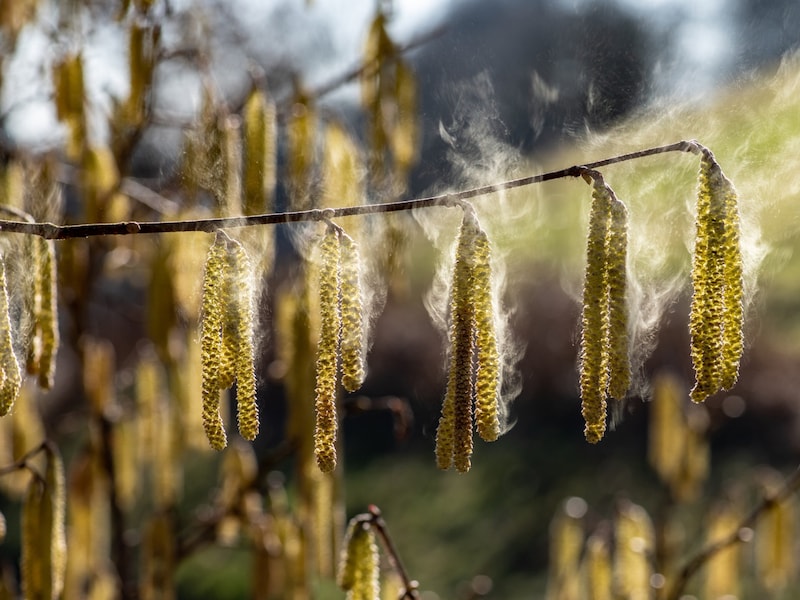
[2,0,800,598]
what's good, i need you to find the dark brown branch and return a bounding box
[0,440,47,477]
[0,140,703,240]
[666,465,800,600]
[368,505,420,600]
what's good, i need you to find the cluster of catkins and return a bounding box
[577,150,743,442]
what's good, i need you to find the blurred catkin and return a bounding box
[21,446,66,600]
[337,518,380,600]
[314,227,342,472]
[582,534,612,600]
[0,259,21,416]
[339,232,366,393]
[34,238,59,390]
[242,87,276,215]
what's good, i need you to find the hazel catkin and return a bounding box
[605,195,630,401]
[35,238,59,390]
[200,236,228,450]
[314,227,342,473]
[227,241,260,441]
[579,181,612,443]
[0,258,21,416]
[338,232,366,393]
[436,210,477,472]
[472,227,500,443]
[689,153,743,402]
[337,518,380,600]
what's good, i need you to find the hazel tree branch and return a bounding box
[666,465,800,600]
[0,140,704,240]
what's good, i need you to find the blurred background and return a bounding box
[2,0,800,598]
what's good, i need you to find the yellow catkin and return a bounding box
[242,87,276,215]
[337,519,379,600]
[613,501,654,600]
[720,172,743,390]
[647,373,685,491]
[36,237,59,390]
[472,226,501,443]
[704,501,741,600]
[582,534,612,600]
[579,181,612,443]
[21,477,46,600]
[125,23,156,125]
[140,513,176,600]
[228,240,259,441]
[605,195,630,400]
[21,447,66,600]
[339,232,366,393]
[200,236,229,450]
[437,211,477,472]
[546,508,584,600]
[391,59,418,178]
[0,259,21,416]
[286,94,317,211]
[219,115,242,216]
[314,228,342,472]
[756,478,795,592]
[53,53,86,159]
[690,155,725,402]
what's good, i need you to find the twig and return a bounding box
[666,465,800,600]
[0,440,47,477]
[368,505,420,599]
[0,140,703,240]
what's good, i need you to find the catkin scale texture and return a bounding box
[579,183,612,443]
[472,228,500,442]
[339,233,366,393]
[0,259,21,416]
[36,238,59,390]
[227,242,259,441]
[314,229,342,473]
[337,519,379,600]
[438,213,477,473]
[200,239,228,450]
[605,198,630,401]
[690,155,744,402]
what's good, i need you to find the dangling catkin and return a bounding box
[720,175,743,390]
[690,153,743,401]
[228,240,259,441]
[339,232,366,393]
[605,196,630,400]
[579,181,612,443]
[337,518,379,600]
[21,446,66,600]
[36,238,59,390]
[200,236,228,450]
[314,227,342,473]
[242,87,276,215]
[0,258,21,416]
[436,210,477,472]
[582,533,613,600]
[472,226,500,443]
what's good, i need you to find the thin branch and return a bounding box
[0,140,703,240]
[368,505,420,600]
[666,466,800,600]
[0,440,47,477]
